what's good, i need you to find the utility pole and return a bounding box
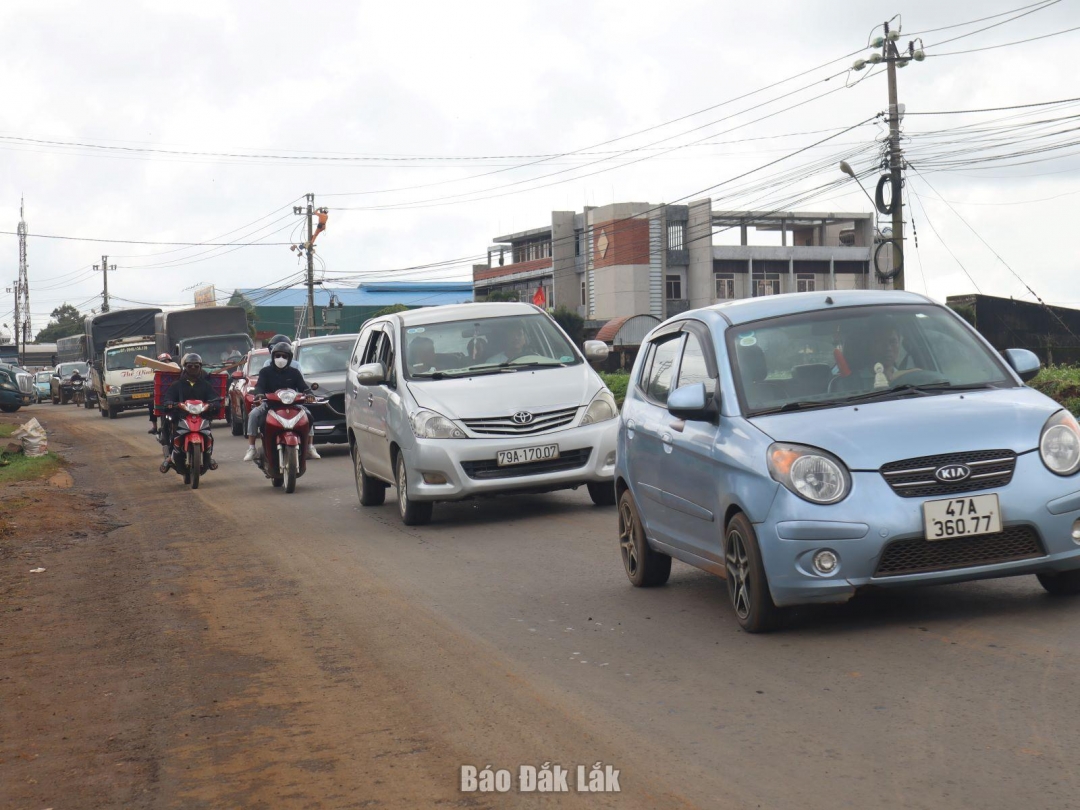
[16,197,30,351]
[292,193,329,339]
[94,255,116,312]
[850,22,925,291]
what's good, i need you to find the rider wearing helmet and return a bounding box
[149,352,175,435]
[160,354,219,473]
[261,334,300,369]
[243,340,320,462]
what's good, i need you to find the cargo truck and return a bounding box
[85,308,162,419]
[154,306,253,368]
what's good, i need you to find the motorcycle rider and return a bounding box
[149,352,175,435]
[69,366,84,404]
[160,353,219,474]
[243,340,320,462]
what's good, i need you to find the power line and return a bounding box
[924,0,1061,49]
[926,23,1080,56]
[907,0,1060,36]
[0,230,295,246]
[907,185,983,293]
[905,96,1080,116]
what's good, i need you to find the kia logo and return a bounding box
[512,411,534,425]
[935,464,971,483]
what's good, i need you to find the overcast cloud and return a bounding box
[3,0,1079,335]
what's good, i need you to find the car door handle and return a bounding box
[625,418,635,439]
[661,432,674,453]
[367,394,374,406]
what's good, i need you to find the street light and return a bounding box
[839,161,877,211]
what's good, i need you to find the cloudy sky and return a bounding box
[3,0,1079,335]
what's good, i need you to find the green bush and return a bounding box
[599,371,630,407]
[1030,365,1080,416]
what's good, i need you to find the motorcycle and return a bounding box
[70,375,85,406]
[255,389,325,493]
[161,398,220,490]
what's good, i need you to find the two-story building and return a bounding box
[473,199,887,321]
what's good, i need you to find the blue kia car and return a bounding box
[616,290,1080,632]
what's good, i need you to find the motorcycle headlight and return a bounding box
[277,389,298,405]
[767,443,850,504]
[580,389,618,425]
[1040,410,1080,476]
[185,402,206,415]
[411,409,466,439]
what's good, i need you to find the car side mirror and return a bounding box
[667,382,718,422]
[1003,348,1041,382]
[356,362,386,386]
[583,340,609,363]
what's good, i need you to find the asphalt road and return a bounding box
[41,404,1080,808]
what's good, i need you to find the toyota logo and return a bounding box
[512,411,534,425]
[934,463,971,483]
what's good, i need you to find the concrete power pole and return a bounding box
[94,255,116,312]
[293,193,326,339]
[16,197,30,352]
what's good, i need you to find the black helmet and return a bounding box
[270,341,294,363]
[181,353,203,368]
[267,334,290,349]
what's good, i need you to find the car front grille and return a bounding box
[16,373,32,394]
[874,525,1045,577]
[461,406,579,436]
[460,447,592,480]
[880,449,1017,498]
[121,381,154,396]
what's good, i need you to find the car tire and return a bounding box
[0,404,20,413]
[1037,570,1080,596]
[725,513,781,633]
[99,405,108,418]
[618,489,671,587]
[352,441,386,506]
[587,481,617,506]
[107,405,118,419]
[395,452,432,526]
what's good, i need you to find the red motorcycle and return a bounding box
[162,399,220,489]
[255,389,324,493]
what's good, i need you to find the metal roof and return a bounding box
[236,281,473,309]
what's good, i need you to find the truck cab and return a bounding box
[99,336,157,419]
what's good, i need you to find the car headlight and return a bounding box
[106,385,120,394]
[580,389,618,425]
[411,409,466,439]
[767,443,850,504]
[1040,410,1080,476]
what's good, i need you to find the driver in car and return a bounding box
[870,319,919,385]
[408,336,437,373]
[483,322,529,364]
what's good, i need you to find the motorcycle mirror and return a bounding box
[311,382,319,390]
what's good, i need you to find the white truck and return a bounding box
[98,335,158,419]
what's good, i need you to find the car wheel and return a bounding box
[1037,570,1080,596]
[725,513,781,633]
[395,452,432,526]
[0,404,20,413]
[352,441,386,506]
[107,405,118,419]
[618,489,671,587]
[588,481,617,506]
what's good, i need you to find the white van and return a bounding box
[344,303,619,525]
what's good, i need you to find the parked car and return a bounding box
[33,371,51,403]
[294,333,358,445]
[616,289,1080,632]
[50,361,90,405]
[345,302,618,525]
[228,349,269,436]
[0,362,34,412]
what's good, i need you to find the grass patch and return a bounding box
[1030,365,1080,416]
[599,371,631,407]
[0,451,64,484]
[0,424,14,439]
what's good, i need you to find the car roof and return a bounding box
[294,333,359,346]
[682,290,934,328]
[389,302,541,327]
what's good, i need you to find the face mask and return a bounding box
[274,357,288,369]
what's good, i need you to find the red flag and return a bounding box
[532,285,547,307]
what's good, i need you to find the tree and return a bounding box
[227,290,258,338]
[483,290,520,303]
[552,306,585,346]
[35,304,84,343]
[371,303,410,318]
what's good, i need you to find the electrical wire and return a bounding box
[926,23,1080,56]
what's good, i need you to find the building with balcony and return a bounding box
[473,200,886,322]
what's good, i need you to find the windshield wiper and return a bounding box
[465,360,566,373]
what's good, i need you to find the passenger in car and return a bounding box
[408,336,437,373]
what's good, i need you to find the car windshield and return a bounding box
[402,313,580,380]
[106,345,150,371]
[728,304,1014,416]
[246,351,269,376]
[59,362,89,377]
[184,337,252,366]
[36,372,51,382]
[297,340,353,375]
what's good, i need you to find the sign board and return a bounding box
[193,285,217,308]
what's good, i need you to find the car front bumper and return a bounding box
[1,390,33,407]
[756,451,1080,607]
[405,419,619,502]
